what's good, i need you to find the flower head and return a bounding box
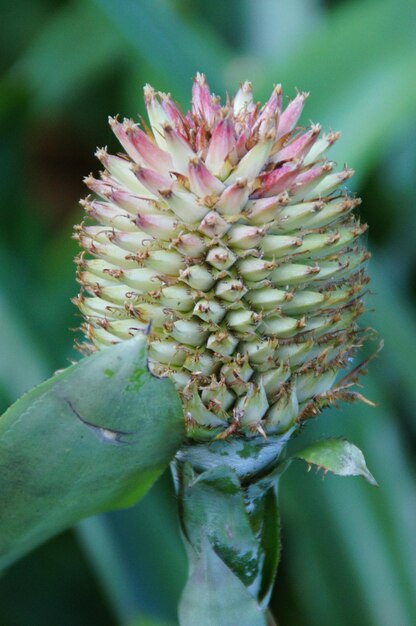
[74,73,370,441]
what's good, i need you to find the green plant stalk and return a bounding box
[171,434,291,626]
[169,430,377,625]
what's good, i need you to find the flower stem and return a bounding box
[172,449,283,625]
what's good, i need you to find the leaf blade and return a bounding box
[0,334,184,569]
[179,537,267,626]
[293,438,378,486]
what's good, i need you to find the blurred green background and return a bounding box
[1,0,415,624]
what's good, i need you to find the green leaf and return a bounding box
[293,439,378,487]
[0,290,49,400]
[180,464,263,589]
[249,483,281,607]
[8,0,124,112]
[179,537,266,626]
[260,0,416,186]
[176,462,283,625]
[282,375,416,624]
[370,256,416,426]
[0,334,184,570]
[92,0,232,98]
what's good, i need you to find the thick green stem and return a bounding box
[171,434,289,626]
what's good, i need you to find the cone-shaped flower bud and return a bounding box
[277,91,308,138]
[233,80,254,116]
[74,73,371,441]
[192,72,220,128]
[205,117,236,179]
[188,157,225,197]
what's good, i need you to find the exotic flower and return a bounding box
[74,73,370,441]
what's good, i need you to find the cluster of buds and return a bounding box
[74,73,370,441]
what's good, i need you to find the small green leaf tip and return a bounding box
[293,438,378,486]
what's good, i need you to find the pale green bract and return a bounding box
[74,73,370,443]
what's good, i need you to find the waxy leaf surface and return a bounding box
[293,438,378,486]
[177,463,277,626]
[179,537,267,626]
[0,334,184,569]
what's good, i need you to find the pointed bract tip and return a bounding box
[296,90,310,101]
[108,115,118,128]
[241,80,252,93]
[143,83,156,104]
[122,118,137,133]
[194,71,208,87]
[95,147,108,162]
[342,167,355,179]
[329,130,341,143]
